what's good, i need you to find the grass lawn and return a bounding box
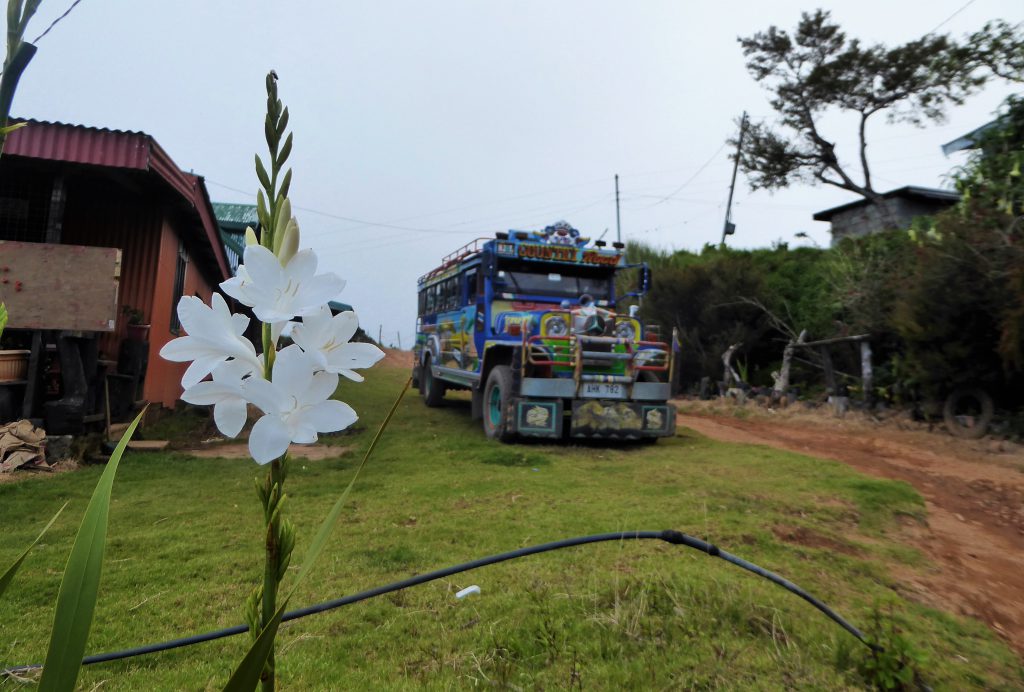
[0,362,1020,689]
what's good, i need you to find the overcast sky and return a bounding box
[11,0,1023,346]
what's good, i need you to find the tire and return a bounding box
[421,354,446,407]
[483,365,515,442]
[943,387,994,439]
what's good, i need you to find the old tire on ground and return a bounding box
[421,354,446,407]
[943,387,994,439]
[483,365,515,442]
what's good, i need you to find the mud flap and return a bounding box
[570,400,676,438]
[511,399,563,438]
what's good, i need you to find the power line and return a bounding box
[642,141,730,208]
[205,156,743,241]
[206,176,617,236]
[205,178,470,234]
[926,0,977,35]
[32,0,85,43]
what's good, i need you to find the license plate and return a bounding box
[582,382,626,399]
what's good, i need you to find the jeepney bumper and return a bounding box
[508,395,676,440]
[568,400,676,439]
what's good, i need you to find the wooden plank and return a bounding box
[126,440,168,451]
[791,333,870,348]
[0,241,121,332]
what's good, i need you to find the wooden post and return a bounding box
[860,341,873,407]
[772,329,806,398]
[819,346,837,396]
[669,327,680,395]
[21,330,43,419]
[722,343,742,388]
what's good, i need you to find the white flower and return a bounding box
[180,360,252,438]
[290,305,385,382]
[243,345,357,464]
[220,244,345,323]
[159,293,261,388]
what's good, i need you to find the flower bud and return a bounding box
[278,218,300,265]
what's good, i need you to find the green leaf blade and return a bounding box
[222,603,287,692]
[37,409,145,692]
[0,501,67,600]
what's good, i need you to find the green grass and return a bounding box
[0,364,1020,689]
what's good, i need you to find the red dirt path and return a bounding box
[676,404,1024,656]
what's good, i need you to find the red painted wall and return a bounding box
[144,217,217,407]
[60,175,223,408]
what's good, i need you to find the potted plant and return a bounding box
[0,303,29,382]
[122,305,150,342]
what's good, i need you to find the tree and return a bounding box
[734,10,1023,212]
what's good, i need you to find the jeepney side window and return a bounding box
[446,277,458,311]
[425,284,435,313]
[465,269,478,305]
[418,289,424,316]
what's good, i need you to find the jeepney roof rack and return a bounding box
[417,236,490,285]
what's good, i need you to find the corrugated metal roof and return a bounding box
[813,186,960,221]
[6,119,149,169]
[212,202,259,229]
[941,119,999,156]
[4,119,231,282]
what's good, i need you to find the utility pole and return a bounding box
[614,174,622,244]
[721,112,747,247]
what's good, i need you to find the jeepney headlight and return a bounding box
[543,314,569,337]
[614,319,640,342]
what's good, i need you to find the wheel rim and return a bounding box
[488,384,502,427]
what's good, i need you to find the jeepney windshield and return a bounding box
[494,268,614,301]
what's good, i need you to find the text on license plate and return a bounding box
[582,383,625,398]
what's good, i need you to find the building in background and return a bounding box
[0,119,230,427]
[813,186,960,246]
[212,201,259,275]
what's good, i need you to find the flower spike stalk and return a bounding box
[160,71,384,691]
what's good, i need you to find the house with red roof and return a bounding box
[0,119,231,430]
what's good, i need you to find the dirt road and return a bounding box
[677,406,1024,656]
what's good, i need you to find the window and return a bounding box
[444,277,458,311]
[0,169,51,243]
[493,269,614,300]
[170,241,189,333]
[465,269,478,305]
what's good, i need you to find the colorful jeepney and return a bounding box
[413,222,675,442]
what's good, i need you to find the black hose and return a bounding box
[2,529,874,675]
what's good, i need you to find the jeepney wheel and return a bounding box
[422,354,446,407]
[483,365,515,442]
